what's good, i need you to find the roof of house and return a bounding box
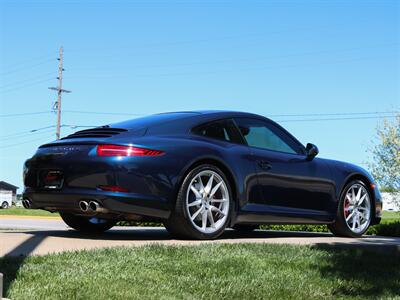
[0,181,19,190]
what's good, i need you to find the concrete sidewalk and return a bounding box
[1,227,399,257]
[1,215,399,257]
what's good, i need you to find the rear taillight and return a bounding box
[96,144,164,157]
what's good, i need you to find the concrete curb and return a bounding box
[0,215,61,221]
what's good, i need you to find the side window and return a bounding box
[192,119,244,144]
[234,118,300,154]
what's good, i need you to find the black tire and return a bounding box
[60,212,117,233]
[1,201,9,209]
[232,224,259,231]
[328,180,372,238]
[164,164,233,240]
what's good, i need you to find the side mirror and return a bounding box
[305,143,319,161]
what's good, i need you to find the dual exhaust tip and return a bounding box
[22,199,105,213]
[23,199,105,213]
[79,200,107,213]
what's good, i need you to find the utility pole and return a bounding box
[49,46,71,140]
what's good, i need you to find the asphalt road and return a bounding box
[1,216,399,256]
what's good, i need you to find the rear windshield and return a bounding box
[110,112,200,129]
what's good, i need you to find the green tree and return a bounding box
[368,114,400,192]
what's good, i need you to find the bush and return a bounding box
[367,221,400,237]
[260,223,400,237]
[259,224,329,233]
[116,220,162,227]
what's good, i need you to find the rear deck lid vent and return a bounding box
[61,126,128,139]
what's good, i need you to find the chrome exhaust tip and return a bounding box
[79,201,89,212]
[22,199,32,209]
[89,201,100,212]
[88,201,108,213]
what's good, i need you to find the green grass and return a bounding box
[1,244,399,300]
[381,211,400,223]
[381,211,400,219]
[0,207,59,217]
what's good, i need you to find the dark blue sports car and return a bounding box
[23,111,382,239]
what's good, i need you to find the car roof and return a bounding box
[110,110,267,131]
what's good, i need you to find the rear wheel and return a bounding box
[164,164,232,240]
[60,212,117,233]
[1,201,9,209]
[328,180,372,238]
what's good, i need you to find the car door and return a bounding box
[191,118,261,206]
[233,117,336,221]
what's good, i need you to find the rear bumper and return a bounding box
[23,187,171,219]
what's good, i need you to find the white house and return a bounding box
[381,192,400,212]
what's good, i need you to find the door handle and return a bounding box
[257,160,271,170]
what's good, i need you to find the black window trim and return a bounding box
[232,117,307,156]
[190,118,247,145]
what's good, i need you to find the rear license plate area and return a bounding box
[38,170,64,190]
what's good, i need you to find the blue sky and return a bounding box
[0,0,399,191]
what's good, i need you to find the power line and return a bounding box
[0,125,56,140]
[268,111,399,118]
[0,51,57,70]
[0,111,397,141]
[1,110,396,119]
[66,19,391,55]
[277,115,398,123]
[64,110,144,116]
[0,111,53,118]
[0,125,78,140]
[0,72,55,89]
[0,134,54,149]
[0,129,55,142]
[0,78,54,94]
[116,54,395,78]
[62,124,99,129]
[63,110,398,118]
[0,125,90,142]
[73,42,399,72]
[0,58,55,77]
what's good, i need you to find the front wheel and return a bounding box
[164,164,233,240]
[60,212,117,233]
[328,180,372,238]
[1,201,9,209]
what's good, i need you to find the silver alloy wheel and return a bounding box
[344,183,371,234]
[186,170,230,234]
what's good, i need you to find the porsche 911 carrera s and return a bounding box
[23,111,382,239]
